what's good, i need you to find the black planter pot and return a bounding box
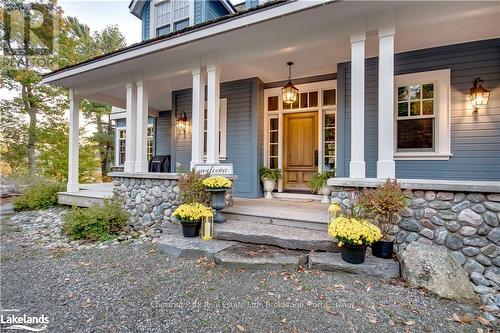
[181,220,201,237]
[371,240,394,259]
[340,244,367,264]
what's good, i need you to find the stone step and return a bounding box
[214,244,308,271]
[223,213,327,231]
[308,252,400,279]
[58,191,111,207]
[214,220,338,251]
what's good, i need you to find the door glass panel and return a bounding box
[325,114,335,127]
[325,128,335,142]
[270,144,278,156]
[270,118,278,130]
[270,157,278,168]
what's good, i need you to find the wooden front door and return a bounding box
[283,112,318,190]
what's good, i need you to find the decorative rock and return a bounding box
[410,198,427,209]
[484,271,500,285]
[473,285,492,294]
[450,251,467,266]
[399,242,480,304]
[400,219,421,232]
[487,228,500,245]
[451,201,471,212]
[464,259,485,274]
[477,224,491,236]
[415,209,424,220]
[429,201,452,210]
[445,221,461,233]
[406,232,418,243]
[401,208,414,218]
[458,209,483,227]
[420,228,434,240]
[470,272,489,286]
[445,234,463,250]
[463,247,480,257]
[414,190,424,198]
[487,194,500,202]
[454,193,466,202]
[463,236,489,247]
[484,211,499,227]
[424,191,435,201]
[420,219,436,230]
[424,208,436,218]
[481,244,498,258]
[434,227,447,245]
[471,204,486,213]
[467,193,485,203]
[431,216,445,226]
[438,211,456,220]
[484,201,500,212]
[436,192,454,201]
[475,254,492,266]
[459,226,477,237]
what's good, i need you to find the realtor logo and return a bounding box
[2,1,58,57]
[0,309,49,332]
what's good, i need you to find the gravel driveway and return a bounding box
[1,238,493,333]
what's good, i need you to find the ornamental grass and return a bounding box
[202,176,232,189]
[328,216,382,247]
[173,203,212,222]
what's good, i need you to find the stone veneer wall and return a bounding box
[112,174,233,230]
[331,188,499,307]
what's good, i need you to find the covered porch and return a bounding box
[42,1,500,197]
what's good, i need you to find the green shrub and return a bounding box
[308,170,335,193]
[63,199,130,241]
[259,167,282,181]
[13,181,65,211]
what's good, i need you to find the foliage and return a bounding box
[358,179,412,240]
[63,199,129,241]
[308,170,335,193]
[13,181,65,211]
[328,216,382,247]
[202,176,232,189]
[259,167,282,181]
[173,203,212,223]
[178,171,211,205]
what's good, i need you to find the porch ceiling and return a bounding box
[46,1,500,111]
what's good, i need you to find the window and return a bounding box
[324,113,335,170]
[323,89,336,106]
[282,91,319,110]
[268,117,279,168]
[154,0,189,37]
[203,99,228,159]
[394,69,451,160]
[117,129,126,166]
[147,126,154,161]
[268,96,279,111]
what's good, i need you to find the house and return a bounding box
[43,0,500,200]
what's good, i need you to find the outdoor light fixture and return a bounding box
[327,203,341,231]
[201,211,214,240]
[176,111,188,132]
[282,61,299,104]
[470,77,490,116]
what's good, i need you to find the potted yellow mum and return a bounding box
[202,176,232,223]
[173,203,212,237]
[328,216,382,264]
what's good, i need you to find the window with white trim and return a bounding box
[394,69,451,160]
[115,124,154,166]
[155,0,189,37]
[147,126,154,161]
[268,117,278,168]
[117,129,126,166]
[203,98,228,160]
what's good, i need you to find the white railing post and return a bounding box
[67,89,81,192]
[125,82,137,172]
[206,64,220,164]
[191,67,206,168]
[135,80,149,172]
[349,23,366,178]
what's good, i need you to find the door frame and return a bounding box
[264,80,337,192]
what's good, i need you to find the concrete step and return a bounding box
[214,220,338,251]
[308,252,400,279]
[58,190,112,207]
[214,244,308,271]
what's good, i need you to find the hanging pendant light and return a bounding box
[282,61,299,104]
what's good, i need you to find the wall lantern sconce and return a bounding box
[176,111,188,132]
[470,77,490,116]
[282,61,299,104]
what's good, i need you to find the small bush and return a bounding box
[178,170,211,205]
[63,199,130,241]
[13,181,65,211]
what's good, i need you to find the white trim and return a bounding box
[43,1,330,84]
[115,127,127,167]
[264,80,337,192]
[202,98,227,160]
[393,68,451,160]
[67,89,81,192]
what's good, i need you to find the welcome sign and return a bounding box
[194,163,234,175]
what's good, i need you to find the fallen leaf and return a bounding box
[236,324,245,332]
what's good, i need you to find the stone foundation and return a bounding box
[110,172,233,230]
[329,180,499,309]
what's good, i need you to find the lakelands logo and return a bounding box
[0,310,49,332]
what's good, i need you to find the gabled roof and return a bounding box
[129,0,237,19]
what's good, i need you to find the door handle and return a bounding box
[314,149,318,166]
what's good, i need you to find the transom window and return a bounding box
[396,83,435,151]
[155,0,189,37]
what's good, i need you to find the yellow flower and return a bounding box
[202,176,232,189]
[327,216,382,246]
[173,203,212,222]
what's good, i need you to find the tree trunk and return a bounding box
[23,85,37,176]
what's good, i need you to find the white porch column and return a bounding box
[206,64,220,164]
[67,89,81,192]
[377,24,396,179]
[191,67,206,168]
[135,80,149,172]
[349,29,366,178]
[124,83,137,172]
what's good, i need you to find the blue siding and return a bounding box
[337,38,500,181]
[155,111,172,156]
[194,1,203,24]
[171,78,263,198]
[245,0,259,10]
[141,1,150,41]
[206,1,228,21]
